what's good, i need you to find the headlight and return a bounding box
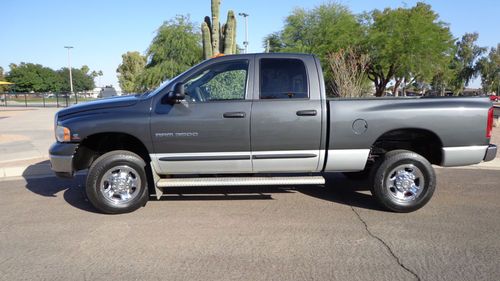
[55,125,71,142]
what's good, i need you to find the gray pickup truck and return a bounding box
[49,53,497,214]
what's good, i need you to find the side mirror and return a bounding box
[171,82,185,100]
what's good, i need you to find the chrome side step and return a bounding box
[156,176,325,188]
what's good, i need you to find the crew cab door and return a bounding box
[251,55,324,172]
[150,58,254,174]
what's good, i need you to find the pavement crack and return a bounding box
[350,206,421,281]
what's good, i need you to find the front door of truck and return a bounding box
[150,58,254,174]
[250,55,323,172]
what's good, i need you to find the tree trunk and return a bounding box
[369,65,395,97]
[402,77,406,97]
[393,78,402,97]
[375,84,386,97]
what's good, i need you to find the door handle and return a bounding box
[223,112,246,118]
[296,110,317,116]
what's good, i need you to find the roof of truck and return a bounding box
[208,52,316,60]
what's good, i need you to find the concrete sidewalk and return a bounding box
[0,106,499,179]
[0,107,58,178]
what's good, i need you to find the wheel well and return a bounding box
[73,133,151,171]
[371,129,443,165]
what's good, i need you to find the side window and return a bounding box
[184,60,248,102]
[260,59,308,99]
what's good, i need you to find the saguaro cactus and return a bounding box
[202,0,237,59]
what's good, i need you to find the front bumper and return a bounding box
[484,144,497,162]
[49,142,78,178]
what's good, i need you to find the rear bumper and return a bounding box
[483,144,497,162]
[49,142,78,178]
[441,146,488,167]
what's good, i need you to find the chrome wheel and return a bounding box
[385,164,424,203]
[99,165,141,205]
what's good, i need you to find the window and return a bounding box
[260,59,308,99]
[184,60,248,102]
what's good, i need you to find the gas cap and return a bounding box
[352,119,368,135]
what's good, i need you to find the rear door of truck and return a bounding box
[250,54,324,172]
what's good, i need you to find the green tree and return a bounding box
[262,32,284,53]
[268,4,362,58]
[58,68,95,92]
[430,64,456,96]
[364,3,455,96]
[90,70,103,87]
[478,44,500,94]
[6,63,62,92]
[450,33,487,94]
[116,51,146,93]
[264,3,363,94]
[140,15,202,90]
[80,65,90,75]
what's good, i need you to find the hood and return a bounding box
[57,95,142,117]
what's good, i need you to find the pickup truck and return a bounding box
[49,53,497,214]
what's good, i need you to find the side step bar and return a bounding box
[156,176,325,188]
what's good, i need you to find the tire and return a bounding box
[86,150,149,214]
[371,150,436,213]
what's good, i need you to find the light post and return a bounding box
[238,13,249,53]
[64,46,76,103]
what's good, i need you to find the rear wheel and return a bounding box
[371,150,436,212]
[86,150,149,214]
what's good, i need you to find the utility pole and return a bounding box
[64,46,75,103]
[238,13,249,53]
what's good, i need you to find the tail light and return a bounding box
[486,107,493,138]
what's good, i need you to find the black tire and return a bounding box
[86,150,149,214]
[371,150,436,213]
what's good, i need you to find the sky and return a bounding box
[2,0,499,91]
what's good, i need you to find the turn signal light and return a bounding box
[55,126,71,142]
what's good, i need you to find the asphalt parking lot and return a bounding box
[0,168,499,281]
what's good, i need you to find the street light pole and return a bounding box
[64,46,75,103]
[238,13,249,54]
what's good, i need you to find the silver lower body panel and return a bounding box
[151,150,322,175]
[441,145,488,167]
[324,149,370,172]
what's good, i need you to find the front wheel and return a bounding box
[86,150,149,214]
[371,150,436,212]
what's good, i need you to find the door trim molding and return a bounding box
[252,153,317,159]
[159,155,251,161]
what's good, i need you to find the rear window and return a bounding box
[260,59,308,99]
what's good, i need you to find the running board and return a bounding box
[156,176,325,188]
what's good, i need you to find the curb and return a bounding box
[0,162,53,179]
